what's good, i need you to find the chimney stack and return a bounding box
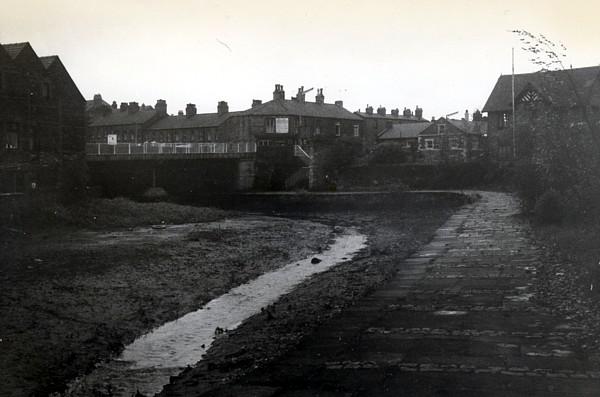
[403,107,412,117]
[111,101,117,110]
[93,94,103,106]
[295,86,306,103]
[128,102,139,113]
[366,105,373,115]
[155,99,167,116]
[178,110,184,116]
[217,101,229,115]
[391,108,399,117]
[273,84,285,101]
[473,109,483,121]
[120,102,129,112]
[415,106,423,119]
[335,100,343,107]
[315,88,324,104]
[377,106,386,116]
[252,99,262,108]
[186,103,197,117]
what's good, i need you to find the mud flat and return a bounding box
[0,214,332,396]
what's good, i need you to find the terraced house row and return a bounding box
[87,85,450,158]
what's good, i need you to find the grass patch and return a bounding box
[2,196,228,231]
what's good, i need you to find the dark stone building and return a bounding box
[0,42,86,195]
[356,105,426,148]
[483,66,600,162]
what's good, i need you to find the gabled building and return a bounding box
[376,112,486,164]
[483,66,600,161]
[0,42,86,195]
[417,115,486,163]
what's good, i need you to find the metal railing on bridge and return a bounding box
[86,142,257,156]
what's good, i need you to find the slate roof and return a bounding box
[447,119,488,135]
[243,99,361,120]
[39,55,59,69]
[147,111,244,130]
[483,66,600,112]
[90,110,158,127]
[378,122,432,140]
[2,42,29,59]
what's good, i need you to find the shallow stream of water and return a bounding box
[64,228,367,396]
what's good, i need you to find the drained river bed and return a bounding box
[63,228,367,396]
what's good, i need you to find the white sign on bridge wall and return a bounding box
[107,134,117,145]
[275,118,289,133]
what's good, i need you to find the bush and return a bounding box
[370,143,407,164]
[534,189,565,224]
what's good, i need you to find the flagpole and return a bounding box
[512,47,516,159]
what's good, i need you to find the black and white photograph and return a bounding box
[2,0,600,395]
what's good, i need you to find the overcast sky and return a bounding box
[2,0,599,118]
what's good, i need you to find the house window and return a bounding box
[425,139,434,150]
[499,112,510,129]
[315,120,321,135]
[5,132,18,149]
[265,118,275,133]
[335,122,341,137]
[353,124,360,137]
[437,124,446,134]
[450,136,460,149]
[41,82,51,99]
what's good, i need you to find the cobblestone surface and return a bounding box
[170,192,600,396]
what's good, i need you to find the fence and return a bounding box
[86,142,257,156]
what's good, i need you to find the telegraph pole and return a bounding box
[512,47,517,159]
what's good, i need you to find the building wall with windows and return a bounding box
[0,42,86,195]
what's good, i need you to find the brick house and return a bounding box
[0,42,86,195]
[356,105,426,148]
[417,116,486,163]
[483,66,600,162]
[146,101,243,143]
[377,113,486,164]
[231,85,363,147]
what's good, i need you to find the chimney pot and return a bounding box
[217,101,229,114]
[415,106,423,119]
[315,88,324,104]
[186,103,197,117]
[128,102,139,113]
[273,84,285,100]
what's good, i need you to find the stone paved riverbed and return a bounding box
[164,192,600,396]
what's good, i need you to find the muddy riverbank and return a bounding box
[0,210,333,396]
[0,193,467,396]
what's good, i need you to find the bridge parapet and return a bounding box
[86,142,257,156]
